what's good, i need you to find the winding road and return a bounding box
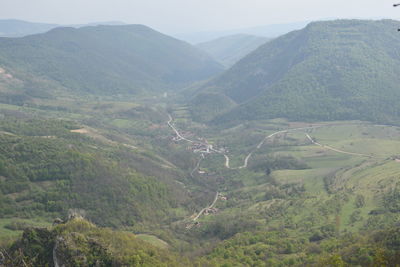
[168,115,374,170]
[167,115,375,222]
[167,114,195,143]
[223,126,323,169]
[193,192,219,221]
[168,114,318,170]
[190,154,204,178]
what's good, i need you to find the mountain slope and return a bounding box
[0,115,193,228]
[191,20,400,123]
[197,34,270,67]
[0,24,223,97]
[0,19,58,37]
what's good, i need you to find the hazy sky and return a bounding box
[1,0,399,33]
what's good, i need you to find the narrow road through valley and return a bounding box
[167,114,195,143]
[224,126,321,169]
[190,154,204,178]
[168,115,221,223]
[168,114,324,170]
[167,115,378,223]
[168,115,375,170]
[193,192,219,221]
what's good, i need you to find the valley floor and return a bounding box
[1,98,400,266]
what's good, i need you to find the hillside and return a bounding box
[6,218,399,266]
[190,20,400,124]
[197,34,270,67]
[0,24,223,98]
[0,113,197,230]
[5,218,191,266]
[0,19,58,37]
[162,110,400,265]
[2,18,400,267]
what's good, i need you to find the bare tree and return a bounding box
[394,4,400,31]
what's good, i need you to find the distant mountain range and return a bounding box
[189,20,400,124]
[175,21,312,44]
[0,19,126,37]
[0,19,311,43]
[197,34,271,67]
[3,19,400,125]
[0,24,223,100]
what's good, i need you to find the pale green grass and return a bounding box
[347,160,400,195]
[0,103,20,110]
[328,138,400,157]
[273,169,323,185]
[136,234,169,249]
[0,218,51,241]
[189,121,400,237]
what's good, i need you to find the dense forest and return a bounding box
[5,218,191,266]
[0,24,222,96]
[191,20,400,125]
[4,218,400,266]
[0,115,194,228]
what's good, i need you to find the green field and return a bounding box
[136,234,169,249]
[180,120,400,240]
[0,218,51,242]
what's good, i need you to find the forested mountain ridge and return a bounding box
[196,34,270,67]
[0,24,223,97]
[190,19,400,124]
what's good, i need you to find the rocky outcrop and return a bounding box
[5,218,188,266]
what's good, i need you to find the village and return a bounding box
[168,117,232,229]
[170,127,227,155]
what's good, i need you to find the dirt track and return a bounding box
[305,133,373,158]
